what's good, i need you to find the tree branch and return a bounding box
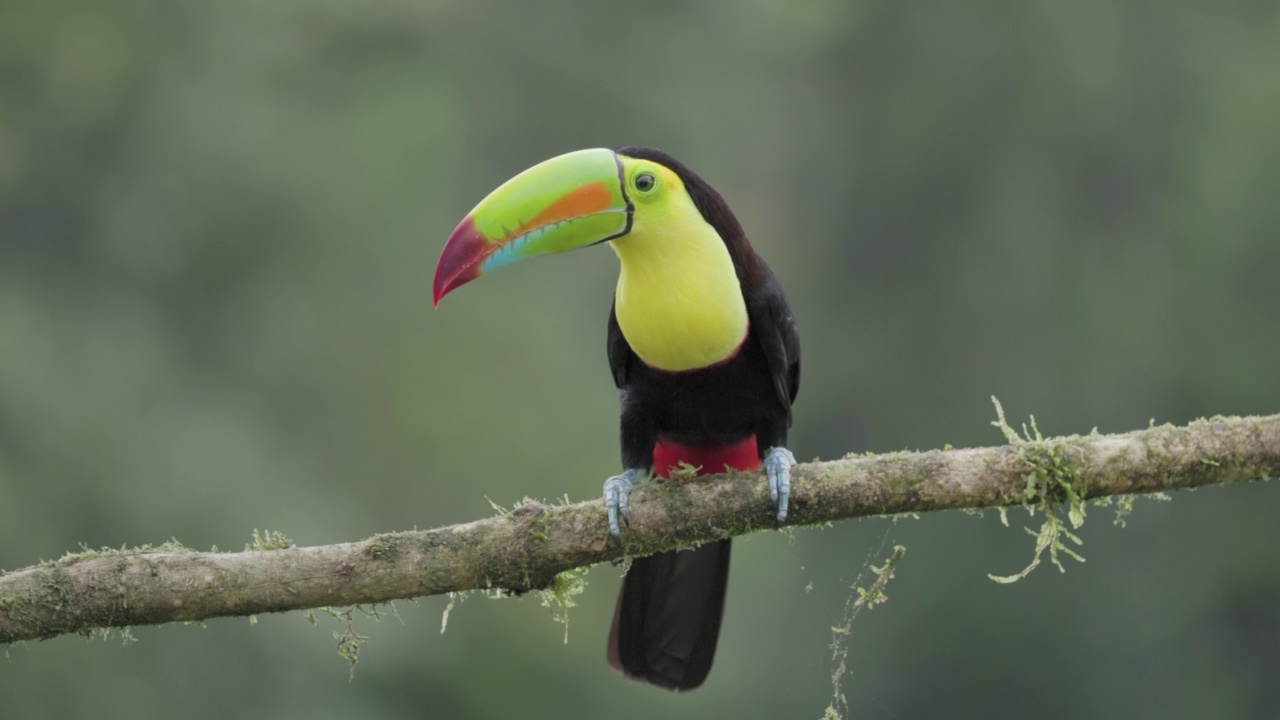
[3,412,1278,645]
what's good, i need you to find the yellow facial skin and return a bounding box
[609,158,749,372]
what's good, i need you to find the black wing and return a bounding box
[606,300,634,389]
[745,267,801,424]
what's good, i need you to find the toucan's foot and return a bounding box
[603,468,643,545]
[764,447,796,523]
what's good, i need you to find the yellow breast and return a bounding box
[609,176,748,373]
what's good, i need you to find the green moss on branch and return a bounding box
[1,411,1277,645]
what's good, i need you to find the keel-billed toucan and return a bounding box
[434,147,800,691]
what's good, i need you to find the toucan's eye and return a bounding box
[634,173,656,193]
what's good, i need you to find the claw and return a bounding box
[603,468,642,545]
[764,447,796,523]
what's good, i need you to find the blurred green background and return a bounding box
[3,1,1279,718]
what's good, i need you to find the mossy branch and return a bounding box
[3,412,1279,645]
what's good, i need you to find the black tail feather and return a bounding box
[606,540,732,691]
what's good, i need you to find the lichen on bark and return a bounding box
[1,411,1277,645]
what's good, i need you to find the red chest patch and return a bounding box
[653,436,761,480]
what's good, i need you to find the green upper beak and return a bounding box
[433,148,633,306]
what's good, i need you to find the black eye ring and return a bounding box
[634,173,656,193]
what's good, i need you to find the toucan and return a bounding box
[433,147,800,691]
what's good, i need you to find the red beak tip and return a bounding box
[433,216,488,308]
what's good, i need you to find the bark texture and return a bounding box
[2,413,1277,644]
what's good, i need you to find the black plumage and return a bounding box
[604,147,800,691]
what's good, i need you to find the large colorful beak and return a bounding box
[433,148,633,306]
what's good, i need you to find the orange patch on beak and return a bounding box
[509,181,616,239]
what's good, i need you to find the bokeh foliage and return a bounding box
[2,1,1279,718]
